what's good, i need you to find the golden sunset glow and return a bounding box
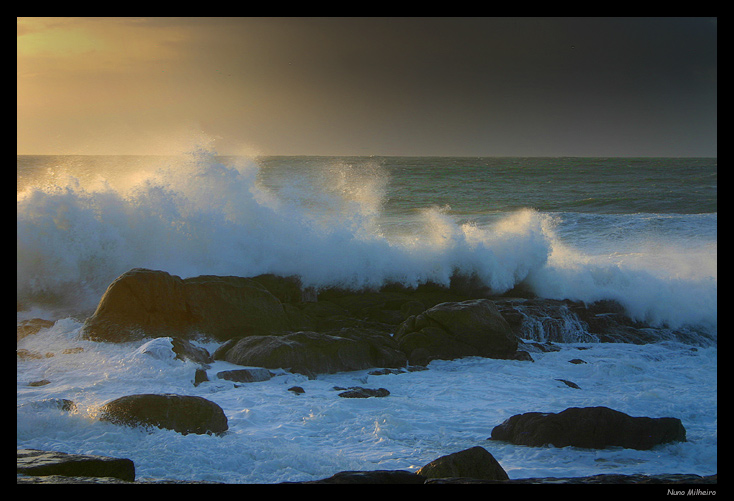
[17,17,717,156]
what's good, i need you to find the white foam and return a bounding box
[16,321,717,483]
[16,148,717,331]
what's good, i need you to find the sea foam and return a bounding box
[17,148,716,333]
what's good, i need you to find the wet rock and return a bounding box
[490,406,686,450]
[17,318,55,342]
[555,378,581,389]
[171,337,212,365]
[395,299,518,364]
[193,368,209,387]
[28,379,51,386]
[214,328,406,376]
[82,268,290,342]
[337,387,390,398]
[296,470,426,484]
[17,449,135,482]
[216,368,274,383]
[416,446,509,481]
[98,393,228,436]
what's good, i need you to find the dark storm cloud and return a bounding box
[205,17,716,156]
[17,17,716,156]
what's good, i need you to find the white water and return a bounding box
[17,320,717,483]
[17,150,717,482]
[17,152,717,333]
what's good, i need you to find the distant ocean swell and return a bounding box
[16,151,716,335]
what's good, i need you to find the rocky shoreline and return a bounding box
[17,448,717,485]
[18,268,717,485]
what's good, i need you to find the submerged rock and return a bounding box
[490,406,686,450]
[337,387,390,398]
[216,368,274,383]
[98,393,228,436]
[17,318,55,342]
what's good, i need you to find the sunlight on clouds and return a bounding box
[17,18,105,59]
[17,17,188,76]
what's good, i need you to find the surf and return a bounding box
[17,149,716,335]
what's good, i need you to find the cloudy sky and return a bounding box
[17,17,717,156]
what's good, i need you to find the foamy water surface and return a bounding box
[17,151,716,482]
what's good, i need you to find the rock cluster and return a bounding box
[18,269,714,485]
[80,268,540,371]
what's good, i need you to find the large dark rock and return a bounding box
[82,269,290,342]
[416,446,509,481]
[214,328,407,376]
[395,299,518,364]
[17,449,135,482]
[490,406,686,450]
[98,393,228,436]
[297,470,427,484]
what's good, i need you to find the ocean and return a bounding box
[17,151,717,482]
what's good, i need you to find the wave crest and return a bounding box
[17,148,715,333]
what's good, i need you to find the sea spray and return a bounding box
[17,152,716,333]
[17,152,717,483]
[17,152,554,312]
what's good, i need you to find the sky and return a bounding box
[17,17,717,157]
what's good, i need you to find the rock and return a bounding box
[518,340,561,353]
[490,406,686,450]
[17,318,55,342]
[82,268,290,342]
[17,349,53,360]
[296,470,426,484]
[171,337,213,365]
[368,368,404,376]
[288,386,305,394]
[250,273,305,303]
[135,336,212,366]
[338,387,390,398]
[214,328,407,376]
[416,446,509,481]
[216,368,274,383]
[395,299,518,364]
[193,368,209,386]
[17,474,133,484]
[569,358,587,364]
[555,378,581,389]
[18,398,77,412]
[510,350,534,362]
[17,449,135,482]
[98,393,228,436]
